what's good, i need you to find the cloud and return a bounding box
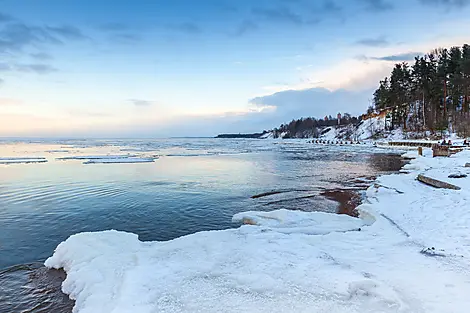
[0,78,3,85]
[0,21,86,54]
[0,62,57,74]
[166,22,202,34]
[14,63,58,74]
[45,25,86,40]
[30,52,54,60]
[370,52,423,61]
[359,0,394,11]
[321,0,343,13]
[252,7,303,25]
[419,0,470,7]
[355,36,389,47]
[250,87,371,118]
[0,23,60,53]
[0,97,22,106]
[128,99,155,106]
[232,20,258,36]
[0,12,14,23]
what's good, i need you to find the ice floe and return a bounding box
[0,157,47,164]
[83,157,156,164]
[57,155,137,160]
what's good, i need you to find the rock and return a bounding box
[448,173,467,179]
[465,163,470,168]
[417,174,461,190]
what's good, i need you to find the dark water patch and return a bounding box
[0,263,74,313]
[367,153,408,172]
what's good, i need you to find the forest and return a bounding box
[372,43,470,137]
[272,114,361,138]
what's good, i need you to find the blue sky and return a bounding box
[1,0,470,137]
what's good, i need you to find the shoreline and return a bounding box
[44,145,470,312]
[4,144,469,312]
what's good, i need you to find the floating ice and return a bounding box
[0,157,47,164]
[45,149,71,153]
[57,155,137,160]
[83,157,156,164]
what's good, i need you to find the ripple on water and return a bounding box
[0,263,74,313]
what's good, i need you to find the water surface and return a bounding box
[0,138,405,312]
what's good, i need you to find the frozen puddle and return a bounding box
[0,157,47,164]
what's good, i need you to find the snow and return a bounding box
[354,116,385,141]
[46,149,470,313]
[259,132,273,139]
[0,157,47,164]
[319,127,337,140]
[232,209,369,235]
[83,157,156,164]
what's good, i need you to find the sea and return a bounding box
[0,138,406,312]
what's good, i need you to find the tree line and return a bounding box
[272,114,361,138]
[372,44,470,137]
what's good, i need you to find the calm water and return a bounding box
[0,138,405,312]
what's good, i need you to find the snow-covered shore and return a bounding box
[45,149,470,313]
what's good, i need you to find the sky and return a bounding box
[1,0,470,138]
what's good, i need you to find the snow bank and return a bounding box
[83,157,156,164]
[46,150,470,313]
[370,149,470,258]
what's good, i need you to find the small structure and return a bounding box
[432,144,464,157]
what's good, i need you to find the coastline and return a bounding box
[44,145,470,312]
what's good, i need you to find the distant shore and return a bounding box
[215,131,268,139]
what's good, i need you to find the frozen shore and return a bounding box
[45,148,470,313]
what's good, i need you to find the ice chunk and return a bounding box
[83,157,156,164]
[232,209,368,235]
[0,157,47,164]
[57,154,136,160]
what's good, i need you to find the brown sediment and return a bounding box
[320,189,362,217]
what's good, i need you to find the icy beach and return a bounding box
[45,148,470,313]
